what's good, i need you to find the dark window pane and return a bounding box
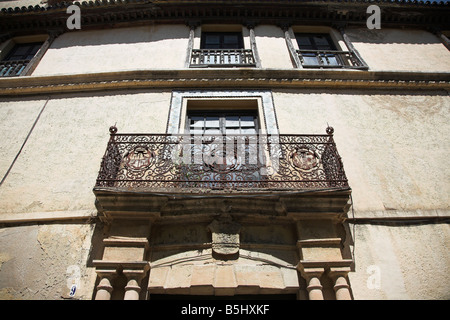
[4,43,42,61]
[296,36,313,49]
[296,34,336,51]
[201,32,243,49]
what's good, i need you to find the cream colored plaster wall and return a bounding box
[0,90,171,215]
[273,89,450,213]
[0,223,97,300]
[254,25,293,69]
[346,28,450,72]
[274,89,450,299]
[32,25,190,76]
[0,97,46,180]
[348,222,450,300]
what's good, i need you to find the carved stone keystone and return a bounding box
[208,214,241,257]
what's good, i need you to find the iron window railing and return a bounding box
[0,59,31,77]
[296,49,368,69]
[95,126,349,191]
[190,49,256,67]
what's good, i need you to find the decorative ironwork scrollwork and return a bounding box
[95,127,349,190]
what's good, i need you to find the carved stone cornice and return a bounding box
[1,1,449,35]
[0,69,448,96]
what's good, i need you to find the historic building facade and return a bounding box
[0,0,449,300]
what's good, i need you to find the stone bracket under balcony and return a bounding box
[93,187,351,221]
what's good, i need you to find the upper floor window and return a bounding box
[296,34,340,67]
[201,32,244,50]
[190,28,256,68]
[187,110,258,135]
[0,41,44,77]
[292,29,368,70]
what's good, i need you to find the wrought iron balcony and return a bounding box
[0,59,30,77]
[296,49,368,70]
[190,49,256,67]
[94,126,349,192]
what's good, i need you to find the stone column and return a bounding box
[124,277,142,300]
[95,275,114,300]
[122,264,150,300]
[302,268,325,300]
[329,267,352,300]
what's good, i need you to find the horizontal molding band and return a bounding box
[0,209,96,224]
[345,208,450,224]
[0,69,449,96]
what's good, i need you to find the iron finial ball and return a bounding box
[109,125,118,134]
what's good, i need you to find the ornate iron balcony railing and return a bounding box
[296,49,368,70]
[94,126,349,191]
[0,59,30,77]
[190,49,256,67]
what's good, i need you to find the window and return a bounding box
[201,32,244,49]
[190,31,256,67]
[184,109,262,186]
[0,42,43,77]
[187,110,258,135]
[295,33,341,67]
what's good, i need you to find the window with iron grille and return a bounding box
[190,32,255,67]
[0,42,43,77]
[294,32,368,69]
[295,34,341,67]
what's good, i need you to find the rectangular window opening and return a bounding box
[0,41,44,77]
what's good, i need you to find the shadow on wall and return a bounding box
[345,27,443,44]
[50,24,190,48]
[33,24,190,75]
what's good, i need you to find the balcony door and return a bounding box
[295,33,341,67]
[187,110,258,136]
[184,110,262,187]
[193,32,251,66]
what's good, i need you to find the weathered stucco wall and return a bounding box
[346,28,450,72]
[32,25,190,75]
[0,223,97,300]
[254,25,293,69]
[27,26,450,74]
[273,89,450,299]
[0,90,171,215]
[273,89,450,213]
[0,87,448,299]
[348,222,450,300]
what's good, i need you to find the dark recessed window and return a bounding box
[0,42,43,77]
[187,110,258,135]
[4,43,42,61]
[295,33,341,67]
[201,32,244,50]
